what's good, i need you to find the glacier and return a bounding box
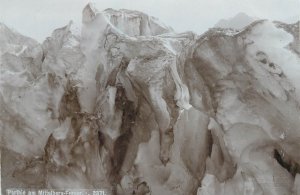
[1,3,300,195]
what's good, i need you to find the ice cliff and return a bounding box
[1,3,300,195]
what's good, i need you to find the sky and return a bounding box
[0,0,299,42]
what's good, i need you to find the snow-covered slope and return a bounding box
[215,12,258,29]
[0,23,40,56]
[1,3,300,195]
[82,3,172,37]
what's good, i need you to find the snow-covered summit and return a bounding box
[82,3,98,23]
[103,8,172,36]
[215,12,258,29]
[82,3,172,37]
[0,23,39,56]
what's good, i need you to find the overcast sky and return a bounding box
[0,0,299,42]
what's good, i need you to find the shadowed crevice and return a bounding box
[274,149,300,177]
[109,85,136,191]
[58,80,81,121]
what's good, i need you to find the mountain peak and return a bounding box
[215,12,258,29]
[82,3,98,23]
[103,8,172,36]
[0,22,38,55]
[81,4,172,37]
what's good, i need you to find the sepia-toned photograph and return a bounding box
[0,0,299,194]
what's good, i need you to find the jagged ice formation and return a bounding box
[1,3,300,195]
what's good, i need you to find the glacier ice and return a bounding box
[1,3,300,195]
